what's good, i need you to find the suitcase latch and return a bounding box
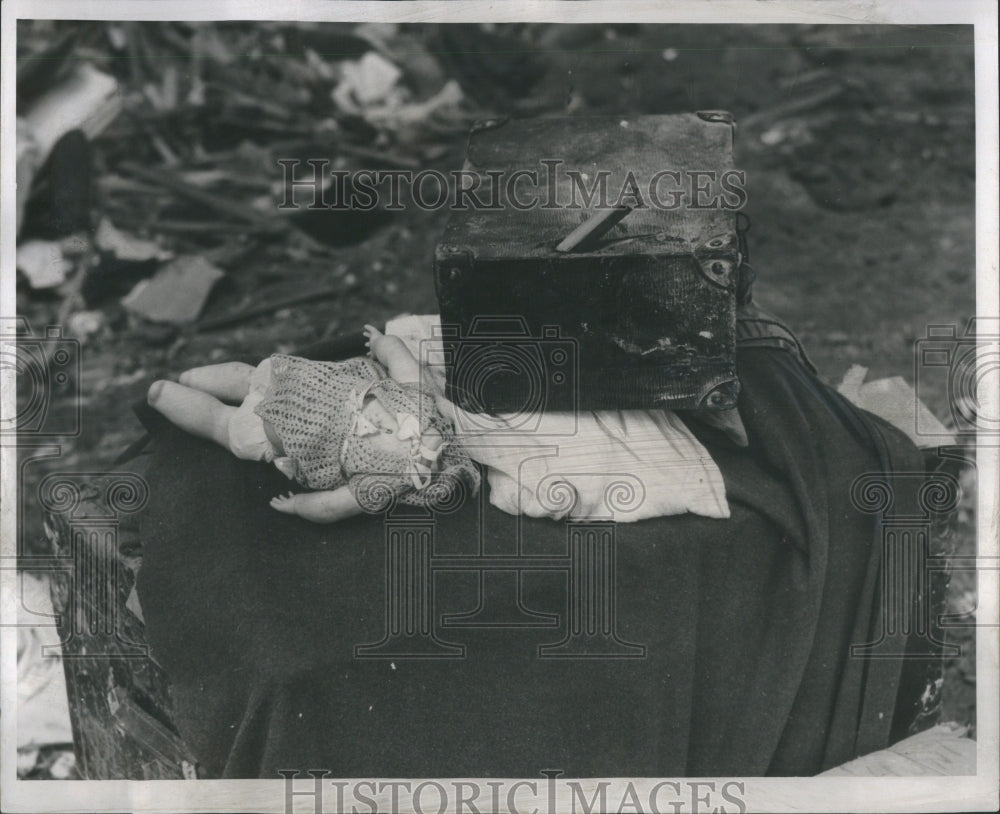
[693,233,740,289]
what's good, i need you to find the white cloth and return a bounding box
[226,357,296,479]
[385,315,730,522]
[227,357,275,461]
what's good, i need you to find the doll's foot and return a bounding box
[179,362,255,402]
[147,380,168,408]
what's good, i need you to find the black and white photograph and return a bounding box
[1,1,997,812]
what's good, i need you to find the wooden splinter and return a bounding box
[554,204,633,253]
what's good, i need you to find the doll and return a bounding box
[146,325,479,523]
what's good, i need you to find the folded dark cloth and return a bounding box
[134,330,924,778]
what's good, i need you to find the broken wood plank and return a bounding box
[117,160,284,232]
[194,278,358,333]
[555,205,633,253]
[819,724,975,776]
[42,476,187,780]
[117,160,333,254]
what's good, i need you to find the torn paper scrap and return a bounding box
[121,255,224,324]
[838,364,955,447]
[16,240,73,289]
[96,218,173,262]
[23,63,123,161]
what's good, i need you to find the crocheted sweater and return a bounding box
[254,354,479,511]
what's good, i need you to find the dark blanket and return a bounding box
[134,335,924,779]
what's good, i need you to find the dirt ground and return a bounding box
[15,22,977,734]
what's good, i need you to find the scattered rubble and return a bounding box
[95,218,173,262]
[16,239,73,289]
[121,255,225,324]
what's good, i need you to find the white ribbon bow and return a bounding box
[396,412,442,490]
[395,412,423,444]
[273,456,298,480]
[345,389,442,491]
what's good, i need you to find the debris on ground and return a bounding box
[17,573,76,779]
[121,255,225,324]
[21,63,122,160]
[818,723,975,776]
[16,239,74,289]
[838,364,956,447]
[96,218,173,262]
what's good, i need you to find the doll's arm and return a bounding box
[270,486,362,523]
[363,325,422,386]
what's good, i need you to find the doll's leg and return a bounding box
[178,362,256,403]
[147,380,238,450]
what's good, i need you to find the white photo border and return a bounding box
[1,1,997,812]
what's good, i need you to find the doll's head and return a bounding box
[341,390,442,481]
[341,378,472,511]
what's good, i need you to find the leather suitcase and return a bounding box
[434,113,746,414]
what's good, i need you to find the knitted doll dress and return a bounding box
[253,354,479,512]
